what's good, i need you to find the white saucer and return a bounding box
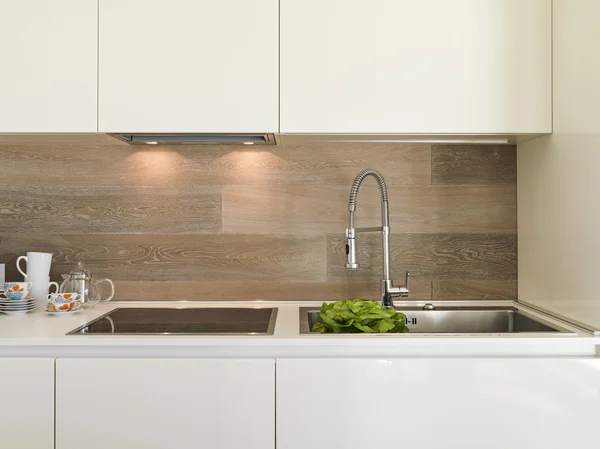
[0,297,36,305]
[0,303,36,308]
[0,305,36,309]
[45,309,82,317]
[0,299,36,306]
[1,309,34,316]
[0,300,35,305]
[0,307,36,312]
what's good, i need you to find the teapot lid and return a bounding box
[68,261,92,280]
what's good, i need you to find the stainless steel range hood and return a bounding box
[110,133,276,145]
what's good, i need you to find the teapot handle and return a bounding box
[96,278,115,302]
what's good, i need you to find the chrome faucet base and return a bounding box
[381,279,409,309]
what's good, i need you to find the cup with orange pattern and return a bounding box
[47,292,81,312]
[3,282,33,300]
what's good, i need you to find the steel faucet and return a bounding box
[346,168,409,308]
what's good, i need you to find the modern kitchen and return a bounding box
[1,1,599,448]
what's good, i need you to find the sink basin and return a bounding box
[68,307,278,335]
[299,306,575,335]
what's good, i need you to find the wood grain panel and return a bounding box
[0,142,431,186]
[0,186,221,234]
[223,185,516,234]
[0,234,325,282]
[327,233,517,282]
[0,141,518,302]
[112,280,432,301]
[432,281,517,300]
[432,144,517,185]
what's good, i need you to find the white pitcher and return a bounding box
[16,252,53,280]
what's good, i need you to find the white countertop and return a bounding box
[0,300,598,358]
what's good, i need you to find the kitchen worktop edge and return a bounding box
[0,301,597,358]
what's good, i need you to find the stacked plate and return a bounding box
[0,292,36,316]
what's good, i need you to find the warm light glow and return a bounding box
[242,142,255,145]
[146,141,158,145]
[216,151,284,183]
[126,150,185,184]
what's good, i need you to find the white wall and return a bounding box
[518,0,600,329]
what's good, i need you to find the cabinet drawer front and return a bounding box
[0,358,54,449]
[57,358,275,449]
[277,358,600,449]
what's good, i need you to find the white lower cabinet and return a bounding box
[0,358,55,449]
[277,358,600,449]
[56,358,275,449]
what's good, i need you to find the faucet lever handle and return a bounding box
[405,271,410,290]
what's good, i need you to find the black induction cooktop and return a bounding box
[67,307,278,335]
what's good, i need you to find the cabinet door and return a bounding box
[0,358,54,449]
[56,358,275,449]
[99,0,278,133]
[281,0,551,134]
[277,358,600,449]
[0,0,97,132]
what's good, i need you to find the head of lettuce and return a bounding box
[311,299,409,333]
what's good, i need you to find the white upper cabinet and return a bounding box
[99,0,279,133]
[0,0,97,132]
[280,0,552,135]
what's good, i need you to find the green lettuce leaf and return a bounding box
[311,299,409,334]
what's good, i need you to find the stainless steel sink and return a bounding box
[300,306,576,335]
[68,307,278,335]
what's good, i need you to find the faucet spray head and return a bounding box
[346,228,359,270]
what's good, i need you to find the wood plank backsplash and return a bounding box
[0,141,517,301]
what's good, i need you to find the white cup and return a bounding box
[0,263,5,286]
[25,276,59,311]
[16,252,53,280]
